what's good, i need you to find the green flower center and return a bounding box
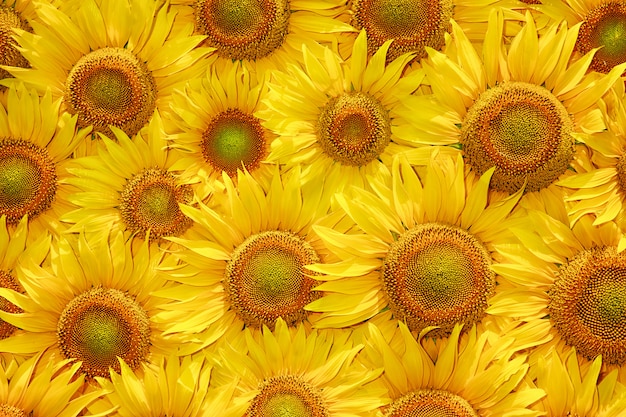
[549,246,626,365]
[264,394,311,417]
[382,223,494,338]
[317,92,391,167]
[0,140,57,224]
[194,0,290,60]
[57,287,151,379]
[578,1,626,73]
[247,375,328,417]
[202,108,267,176]
[0,5,30,82]
[385,390,478,417]
[225,231,320,328]
[461,82,574,194]
[65,47,156,137]
[352,0,453,60]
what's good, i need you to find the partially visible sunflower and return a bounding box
[260,30,425,193]
[3,0,212,138]
[0,231,188,383]
[363,321,545,416]
[0,0,36,85]
[62,110,196,244]
[306,153,528,336]
[210,319,388,417]
[398,10,626,195]
[0,84,90,236]
[167,61,276,192]
[532,347,626,416]
[170,0,355,73]
[153,167,339,352]
[0,353,108,417]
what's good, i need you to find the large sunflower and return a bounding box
[0,84,89,236]
[167,60,276,192]
[399,10,626,195]
[154,167,339,352]
[3,0,212,138]
[260,30,425,192]
[0,353,107,417]
[210,319,388,417]
[0,231,188,383]
[62,110,196,243]
[362,321,545,416]
[305,153,529,336]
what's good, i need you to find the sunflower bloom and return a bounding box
[0,0,36,85]
[3,0,212,138]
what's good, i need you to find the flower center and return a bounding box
[0,140,57,224]
[57,287,151,379]
[549,246,626,365]
[225,231,320,328]
[461,82,574,194]
[317,92,391,167]
[385,390,478,417]
[247,375,328,417]
[0,5,30,82]
[352,0,453,61]
[0,405,28,417]
[615,153,626,197]
[577,1,626,73]
[0,271,21,340]
[194,0,290,61]
[382,223,494,338]
[202,108,267,176]
[119,168,193,240]
[64,47,156,137]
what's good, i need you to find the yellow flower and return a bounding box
[399,10,626,195]
[62,111,196,243]
[363,322,545,416]
[0,84,89,236]
[0,353,107,417]
[211,319,388,417]
[306,153,528,336]
[154,167,337,352]
[4,0,212,138]
[167,61,276,192]
[0,231,184,382]
[260,30,425,193]
[0,0,36,84]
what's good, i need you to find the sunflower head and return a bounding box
[0,4,31,82]
[577,1,626,74]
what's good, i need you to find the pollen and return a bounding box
[385,390,478,417]
[0,405,28,417]
[246,375,328,417]
[577,1,626,74]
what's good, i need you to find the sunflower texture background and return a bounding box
[2,0,626,415]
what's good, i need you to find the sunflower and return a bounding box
[537,0,626,74]
[0,231,188,383]
[2,0,212,138]
[362,321,545,416]
[153,167,339,352]
[398,10,626,195]
[167,60,276,192]
[0,353,108,417]
[62,110,196,243]
[532,347,626,416]
[0,84,89,237]
[89,354,232,417]
[209,318,388,417]
[260,30,426,192]
[169,0,354,73]
[305,152,532,337]
[0,0,36,85]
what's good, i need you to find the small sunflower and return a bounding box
[62,110,196,243]
[170,0,355,73]
[3,0,212,138]
[0,84,90,236]
[0,231,186,383]
[305,153,526,335]
[167,60,276,191]
[260,30,425,192]
[0,0,35,84]
[399,10,626,195]
[0,353,108,417]
[363,321,545,416]
[154,167,338,352]
[532,347,626,416]
[210,319,388,417]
